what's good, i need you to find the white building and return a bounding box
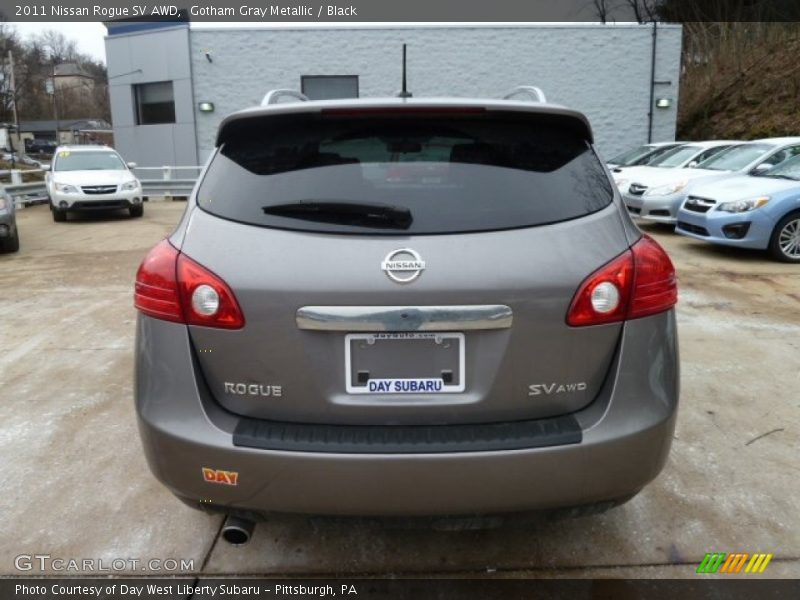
[104,21,682,168]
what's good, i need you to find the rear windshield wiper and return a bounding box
[262,200,413,230]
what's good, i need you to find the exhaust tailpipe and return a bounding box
[221,515,255,546]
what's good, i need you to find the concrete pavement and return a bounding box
[1,203,798,578]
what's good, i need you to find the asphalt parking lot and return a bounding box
[1,202,798,578]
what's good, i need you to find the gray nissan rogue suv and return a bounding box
[134,92,679,535]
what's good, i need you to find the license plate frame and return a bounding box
[344,332,465,395]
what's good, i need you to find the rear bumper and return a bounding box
[135,312,679,517]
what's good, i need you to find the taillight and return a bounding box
[627,235,678,319]
[566,247,634,327]
[567,235,676,327]
[134,240,245,329]
[134,240,182,323]
[176,253,245,329]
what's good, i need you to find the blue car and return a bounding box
[675,155,800,262]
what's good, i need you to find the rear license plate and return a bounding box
[345,332,465,394]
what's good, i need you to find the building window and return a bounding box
[301,76,359,101]
[134,81,175,125]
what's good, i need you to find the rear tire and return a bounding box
[52,208,67,222]
[129,204,143,218]
[768,211,800,262]
[1,229,19,253]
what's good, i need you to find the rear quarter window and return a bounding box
[198,111,613,235]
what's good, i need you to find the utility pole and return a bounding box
[7,50,19,168]
[47,61,59,147]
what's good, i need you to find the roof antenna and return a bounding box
[398,44,412,98]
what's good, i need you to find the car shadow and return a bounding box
[680,242,770,264]
[60,210,137,224]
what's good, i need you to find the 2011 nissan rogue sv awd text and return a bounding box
[133,89,679,542]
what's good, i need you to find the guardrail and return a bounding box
[1,166,203,208]
[134,166,203,197]
[0,169,48,208]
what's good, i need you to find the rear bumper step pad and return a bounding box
[233,414,581,454]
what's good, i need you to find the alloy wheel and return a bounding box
[778,217,800,259]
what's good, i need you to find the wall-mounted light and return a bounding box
[656,98,672,109]
[198,102,215,113]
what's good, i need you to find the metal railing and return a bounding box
[1,166,204,208]
[133,166,203,197]
[0,169,48,208]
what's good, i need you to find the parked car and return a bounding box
[1,152,43,168]
[45,145,142,222]
[607,141,683,170]
[613,140,736,191]
[25,139,57,155]
[675,154,800,262]
[0,188,19,253]
[133,92,679,534]
[623,137,800,224]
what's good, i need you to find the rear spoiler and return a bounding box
[216,100,594,147]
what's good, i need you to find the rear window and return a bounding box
[198,111,612,235]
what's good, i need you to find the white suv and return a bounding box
[46,145,143,222]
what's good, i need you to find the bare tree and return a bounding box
[0,22,20,122]
[0,24,109,123]
[592,0,613,23]
[32,29,79,63]
[622,0,658,23]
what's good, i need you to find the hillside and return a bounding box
[678,27,800,141]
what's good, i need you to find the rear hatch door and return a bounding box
[182,104,630,425]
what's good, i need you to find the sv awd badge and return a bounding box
[528,382,587,396]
